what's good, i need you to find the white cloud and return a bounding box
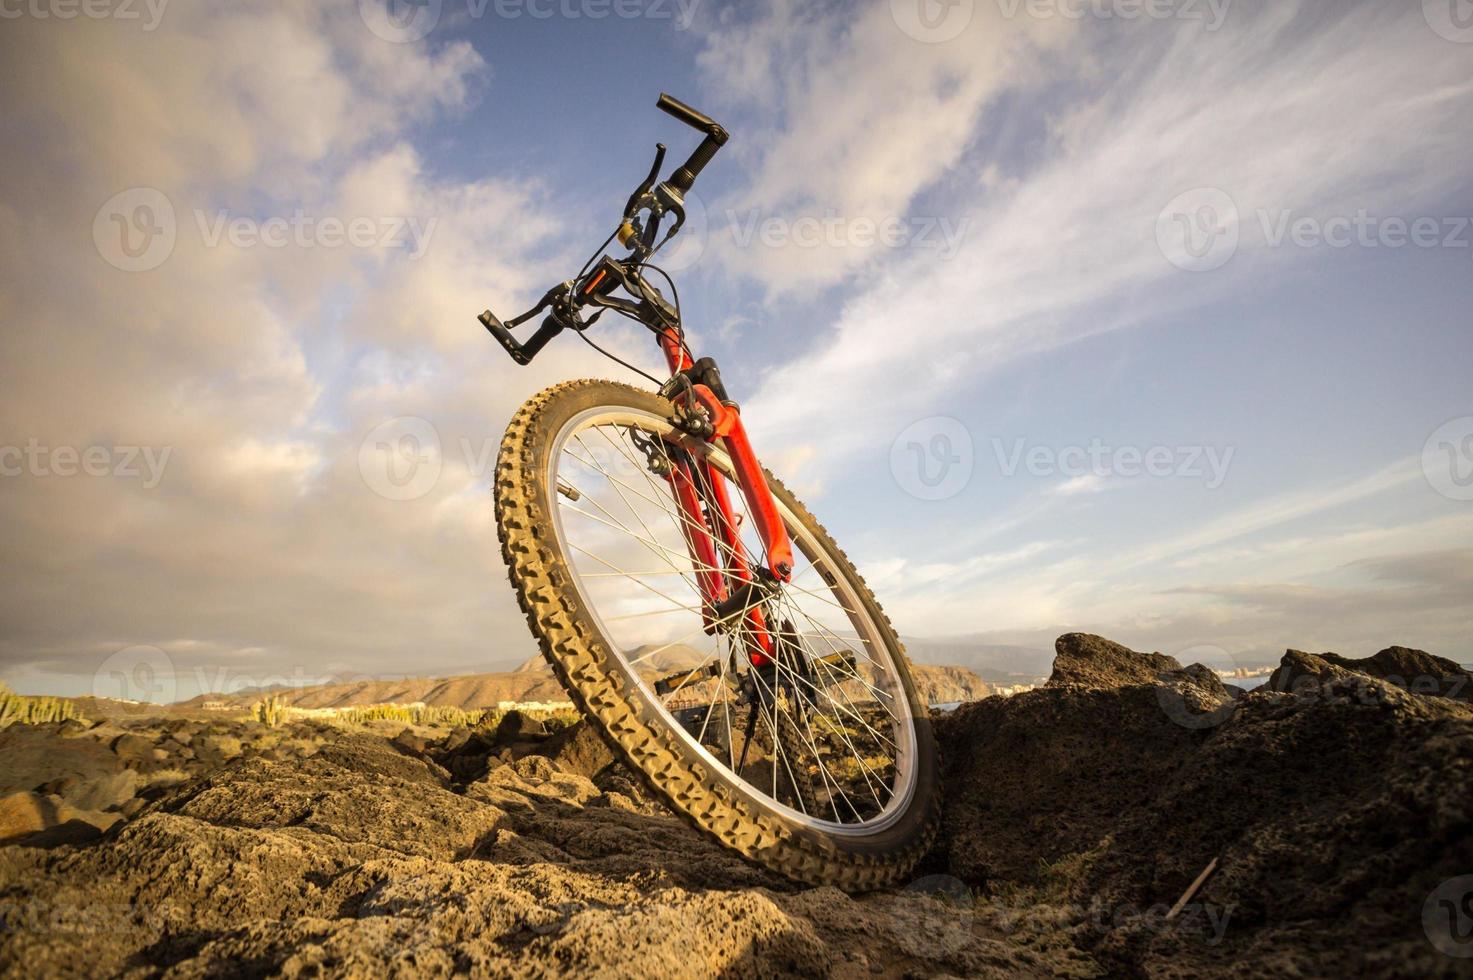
[0,2,578,695]
[716,3,1473,490]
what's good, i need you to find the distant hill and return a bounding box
[899,637,1053,684]
[186,642,990,710]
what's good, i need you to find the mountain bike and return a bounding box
[481,94,939,889]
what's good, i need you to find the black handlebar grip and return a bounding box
[668,134,723,195]
[657,93,729,196]
[657,93,724,138]
[480,309,565,365]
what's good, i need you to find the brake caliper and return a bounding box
[629,426,672,478]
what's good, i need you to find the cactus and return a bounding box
[0,682,83,729]
[252,693,289,728]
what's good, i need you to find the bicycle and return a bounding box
[481,94,939,889]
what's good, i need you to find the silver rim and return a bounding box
[547,405,919,834]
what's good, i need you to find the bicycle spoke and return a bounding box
[550,415,914,829]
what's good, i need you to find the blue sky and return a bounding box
[1,0,1470,700]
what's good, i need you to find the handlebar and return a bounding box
[479,94,728,365]
[656,92,728,196]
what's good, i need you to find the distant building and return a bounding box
[497,700,575,712]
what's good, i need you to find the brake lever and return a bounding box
[479,282,571,365]
[623,143,667,219]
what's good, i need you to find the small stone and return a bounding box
[495,710,549,743]
[191,734,243,765]
[392,729,429,756]
[110,733,156,763]
[62,769,138,812]
[0,791,55,842]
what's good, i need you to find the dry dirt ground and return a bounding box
[2,634,1470,978]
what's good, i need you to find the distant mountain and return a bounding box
[187,642,991,710]
[906,663,993,705]
[182,671,569,711]
[899,637,1053,684]
[512,644,709,676]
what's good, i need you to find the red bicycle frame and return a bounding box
[654,328,792,663]
[479,93,794,666]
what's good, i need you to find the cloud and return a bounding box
[0,2,597,698]
[716,2,1473,484]
[696,0,1071,292]
[2,0,1469,700]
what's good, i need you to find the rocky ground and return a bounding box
[1,635,1470,978]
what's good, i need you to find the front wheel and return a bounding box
[493,380,939,889]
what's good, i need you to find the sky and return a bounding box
[1,0,1470,702]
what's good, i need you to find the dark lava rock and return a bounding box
[0,720,1025,978]
[1265,648,1362,695]
[1267,645,1473,702]
[0,725,124,797]
[109,733,157,764]
[539,720,617,780]
[389,728,429,757]
[937,636,1473,978]
[1047,633,1187,690]
[1325,645,1472,701]
[495,709,549,742]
